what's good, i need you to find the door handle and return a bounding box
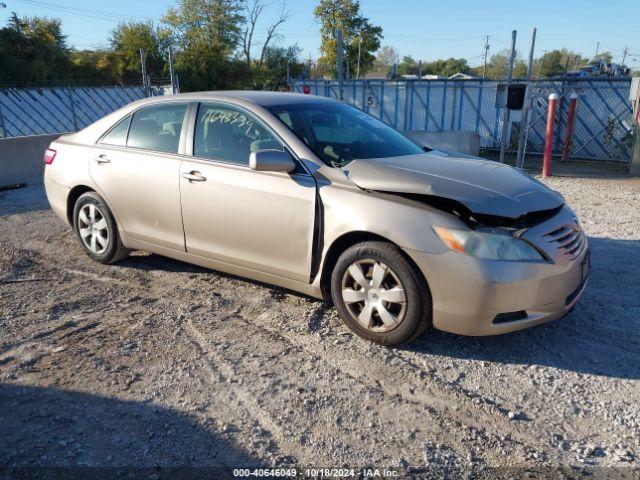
[94,155,110,164]
[182,171,207,182]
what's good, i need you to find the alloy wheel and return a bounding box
[340,259,407,333]
[78,204,109,255]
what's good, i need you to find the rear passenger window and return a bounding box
[194,104,283,166]
[100,115,130,146]
[127,103,187,154]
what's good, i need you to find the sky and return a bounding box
[2,0,639,68]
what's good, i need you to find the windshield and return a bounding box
[266,102,424,167]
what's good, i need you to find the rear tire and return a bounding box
[73,192,129,264]
[330,241,431,346]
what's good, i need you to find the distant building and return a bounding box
[449,72,480,80]
[363,70,389,80]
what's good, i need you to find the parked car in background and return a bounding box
[44,92,589,345]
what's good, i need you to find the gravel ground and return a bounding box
[0,175,639,478]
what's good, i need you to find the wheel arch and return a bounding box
[319,231,430,303]
[66,185,95,226]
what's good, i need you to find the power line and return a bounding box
[383,33,485,43]
[15,0,153,22]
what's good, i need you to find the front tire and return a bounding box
[330,241,431,346]
[73,192,129,264]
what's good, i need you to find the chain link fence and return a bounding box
[292,78,634,163]
[0,85,167,138]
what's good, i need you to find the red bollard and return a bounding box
[561,93,579,162]
[542,93,558,177]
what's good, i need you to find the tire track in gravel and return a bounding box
[185,311,452,467]
[5,235,535,465]
[225,307,542,465]
[185,317,321,466]
[4,201,639,468]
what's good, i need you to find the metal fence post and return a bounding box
[0,100,6,138]
[450,83,457,130]
[561,93,579,161]
[68,82,78,130]
[140,49,148,97]
[168,46,176,94]
[516,27,536,168]
[631,123,640,174]
[542,93,559,177]
[499,30,517,163]
[337,29,344,101]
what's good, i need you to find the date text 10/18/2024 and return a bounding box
[233,468,400,478]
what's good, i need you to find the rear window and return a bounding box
[127,103,187,154]
[100,115,130,146]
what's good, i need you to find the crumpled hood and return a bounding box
[343,153,564,219]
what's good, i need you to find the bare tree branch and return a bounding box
[257,1,289,69]
[242,0,265,66]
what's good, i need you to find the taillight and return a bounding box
[44,148,57,165]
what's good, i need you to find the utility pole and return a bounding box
[516,27,537,169]
[594,41,600,58]
[356,34,362,80]
[337,28,344,100]
[622,46,629,65]
[483,35,490,79]
[139,49,148,97]
[499,30,517,164]
[168,46,176,94]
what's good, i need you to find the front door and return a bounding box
[179,103,316,283]
[89,102,188,250]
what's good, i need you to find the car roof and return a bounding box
[147,90,338,107]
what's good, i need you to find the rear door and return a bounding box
[179,102,317,283]
[89,102,189,250]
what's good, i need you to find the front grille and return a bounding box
[541,223,586,261]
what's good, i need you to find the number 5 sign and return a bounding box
[366,86,378,108]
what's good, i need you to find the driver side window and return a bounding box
[194,103,283,166]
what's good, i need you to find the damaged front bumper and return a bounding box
[404,242,589,336]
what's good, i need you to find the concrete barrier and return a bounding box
[404,130,481,157]
[0,134,61,187]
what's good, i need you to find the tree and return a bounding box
[423,58,471,77]
[373,45,397,72]
[241,0,289,68]
[109,21,171,83]
[533,49,583,78]
[478,49,526,79]
[69,49,115,82]
[314,0,382,78]
[595,51,612,64]
[253,44,303,89]
[164,0,244,53]
[0,13,71,84]
[163,0,245,90]
[397,55,417,75]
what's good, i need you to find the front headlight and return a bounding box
[433,226,545,262]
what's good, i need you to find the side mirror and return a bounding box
[249,149,296,173]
